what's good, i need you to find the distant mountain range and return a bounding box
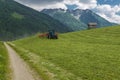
[0,0,71,41]
[41,8,116,30]
[42,9,88,31]
[0,0,117,41]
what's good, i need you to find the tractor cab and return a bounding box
[47,30,58,39]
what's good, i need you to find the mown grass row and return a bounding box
[0,42,10,80]
[12,26,120,80]
[8,42,81,80]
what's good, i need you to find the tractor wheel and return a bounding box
[55,35,58,39]
[47,35,50,39]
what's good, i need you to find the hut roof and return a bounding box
[88,23,97,26]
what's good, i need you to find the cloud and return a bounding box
[15,0,64,5]
[77,0,97,9]
[63,0,97,9]
[80,0,95,4]
[37,3,67,10]
[94,4,120,23]
[15,0,97,10]
[14,0,120,24]
[15,0,67,10]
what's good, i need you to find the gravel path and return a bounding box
[4,43,36,80]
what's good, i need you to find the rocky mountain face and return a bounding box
[42,8,115,31]
[69,9,114,27]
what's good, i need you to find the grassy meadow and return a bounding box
[11,25,120,80]
[0,42,10,80]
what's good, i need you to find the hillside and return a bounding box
[75,9,115,27]
[41,9,116,30]
[10,26,120,80]
[0,0,71,41]
[42,9,88,31]
[0,42,10,80]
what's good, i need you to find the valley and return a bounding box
[0,0,117,41]
[0,0,120,80]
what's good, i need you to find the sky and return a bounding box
[14,0,120,24]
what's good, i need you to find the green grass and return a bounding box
[0,42,10,80]
[11,25,120,80]
[12,12,24,20]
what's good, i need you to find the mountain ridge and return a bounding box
[0,0,71,41]
[41,8,116,30]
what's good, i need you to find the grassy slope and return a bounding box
[0,42,10,80]
[12,25,120,80]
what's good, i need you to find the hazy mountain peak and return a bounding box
[66,4,78,10]
[42,8,116,29]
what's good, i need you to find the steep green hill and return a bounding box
[11,26,120,80]
[0,0,71,41]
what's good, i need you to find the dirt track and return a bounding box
[4,43,36,80]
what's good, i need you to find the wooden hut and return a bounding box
[88,23,97,29]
